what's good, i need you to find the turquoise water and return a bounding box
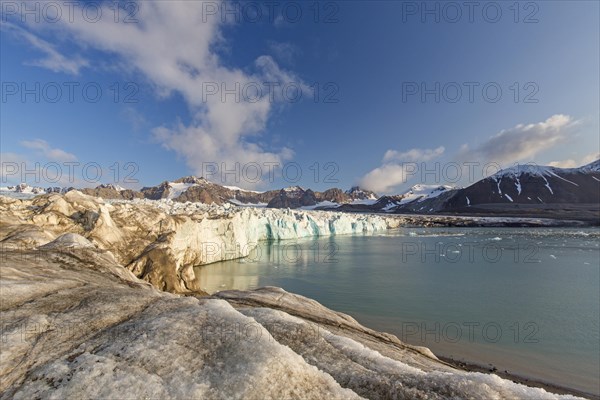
[194,227,600,396]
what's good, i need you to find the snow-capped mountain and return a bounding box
[346,186,378,201]
[444,160,600,208]
[578,159,600,173]
[2,160,597,221]
[282,185,304,193]
[142,176,235,203]
[138,177,381,208]
[137,176,278,205]
[81,184,143,200]
[330,184,458,213]
[97,183,126,191]
[1,183,48,194]
[387,160,600,220]
[0,183,74,198]
[397,184,455,205]
[372,185,458,213]
[265,186,379,208]
[267,188,316,208]
[1,177,377,208]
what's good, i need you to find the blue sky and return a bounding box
[1,0,599,193]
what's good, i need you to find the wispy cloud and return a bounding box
[548,159,578,168]
[1,152,27,184]
[549,152,600,168]
[1,22,88,75]
[581,152,600,165]
[9,2,303,187]
[457,114,577,166]
[20,139,77,162]
[359,146,445,193]
[383,146,445,163]
[121,107,148,133]
[359,115,580,193]
[268,41,300,64]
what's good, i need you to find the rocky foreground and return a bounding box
[0,192,588,399]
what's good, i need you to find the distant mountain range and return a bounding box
[2,160,598,221]
[451,160,600,205]
[386,159,600,221]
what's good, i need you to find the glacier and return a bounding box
[0,192,401,293]
[0,192,589,399]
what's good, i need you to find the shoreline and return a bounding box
[439,355,599,400]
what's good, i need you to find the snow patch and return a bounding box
[224,185,262,193]
[167,182,196,200]
[541,176,554,195]
[515,177,522,195]
[229,199,268,208]
[350,198,378,206]
[299,201,340,210]
[283,186,303,193]
[492,176,503,195]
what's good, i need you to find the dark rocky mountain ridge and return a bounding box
[2,160,598,222]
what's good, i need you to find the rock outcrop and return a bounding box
[80,184,144,200]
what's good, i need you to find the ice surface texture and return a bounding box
[0,246,583,399]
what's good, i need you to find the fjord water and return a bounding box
[195,227,600,396]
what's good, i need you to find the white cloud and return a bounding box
[274,15,287,28]
[358,164,415,194]
[153,121,294,179]
[383,146,445,163]
[359,146,445,193]
[1,152,27,184]
[268,41,300,64]
[581,152,600,165]
[1,22,88,75]
[548,159,578,168]
[360,115,580,193]
[549,152,600,168]
[10,1,301,188]
[20,139,77,162]
[121,107,147,132]
[458,114,577,166]
[0,150,101,187]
